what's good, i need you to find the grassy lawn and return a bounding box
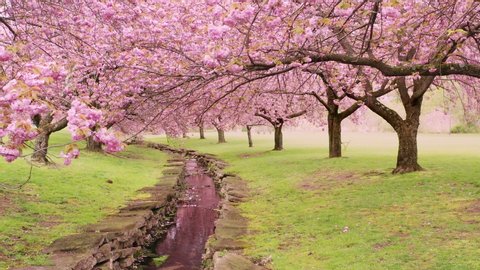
[0,132,168,269]
[151,130,480,270]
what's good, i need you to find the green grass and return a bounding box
[150,130,480,270]
[0,132,168,269]
[153,255,169,267]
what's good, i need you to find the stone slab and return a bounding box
[213,252,266,270]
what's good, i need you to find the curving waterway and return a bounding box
[141,159,220,270]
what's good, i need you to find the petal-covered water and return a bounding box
[142,159,220,270]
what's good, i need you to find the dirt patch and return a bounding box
[39,218,63,228]
[0,251,8,260]
[278,236,302,250]
[464,219,480,224]
[373,241,392,251]
[115,152,148,160]
[238,152,266,159]
[0,194,14,215]
[464,200,480,213]
[392,232,410,238]
[363,170,388,177]
[298,170,357,191]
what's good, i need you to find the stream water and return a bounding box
[141,159,220,270]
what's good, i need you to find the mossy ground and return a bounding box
[0,132,168,269]
[150,131,480,270]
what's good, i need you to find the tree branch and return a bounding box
[338,102,361,120]
[286,110,307,119]
[254,112,274,125]
[310,91,332,112]
[247,53,480,78]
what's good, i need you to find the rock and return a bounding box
[209,238,247,252]
[74,256,97,270]
[163,168,183,175]
[92,262,112,270]
[213,253,265,270]
[155,177,178,185]
[227,195,246,203]
[119,255,135,268]
[164,162,184,167]
[94,243,112,263]
[116,209,152,219]
[48,233,105,253]
[112,247,141,259]
[227,190,247,199]
[221,204,248,222]
[50,252,94,270]
[84,216,144,233]
[215,219,247,240]
[167,158,185,162]
[140,188,175,202]
[119,201,163,211]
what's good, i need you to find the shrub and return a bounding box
[450,123,480,133]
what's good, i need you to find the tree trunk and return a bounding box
[273,126,283,150]
[360,75,429,174]
[31,113,67,164]
[32,132,51,164]
[216,128,226,143]
[182,131,188,138]
[393,124,423,174]
[247,125,253,147]
[86,136,103,152]
[199,125,205,139]
[328,113,342,158]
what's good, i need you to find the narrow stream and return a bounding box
[141,159,220,270]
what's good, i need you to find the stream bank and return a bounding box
[14,143,265,270]
[13,154,185,270]
[146,142,267,270]
[139,158,220,269]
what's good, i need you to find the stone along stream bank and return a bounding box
[140,158,220,269]
[145,143,267,270]
[15,143,266,270]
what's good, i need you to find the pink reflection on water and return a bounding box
[151,159,220,270]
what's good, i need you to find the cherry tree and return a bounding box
[196,0,480,173]
[0,1,150,163]
[201,96,247,144]
[297,65,364,158]
[2,0,480,173]
[438,77,480,130]
[249,76,314,150]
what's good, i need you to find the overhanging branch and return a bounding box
[247,53,480,78]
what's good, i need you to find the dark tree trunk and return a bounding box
[273,126,283,151]
[392,85,425,174]
[86,136,103,152]
[199,125,205,139]
[255,109,306,152]
[308,76,359,159]
[362,77,429,174]
[31,113,67,164]
[216,128,226,143]
[328,113,342,158]
[394,124,423,173]
[369,108,424,174]
[182,131,188,138]
[246,125,253,147]
[32,132,51,164]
